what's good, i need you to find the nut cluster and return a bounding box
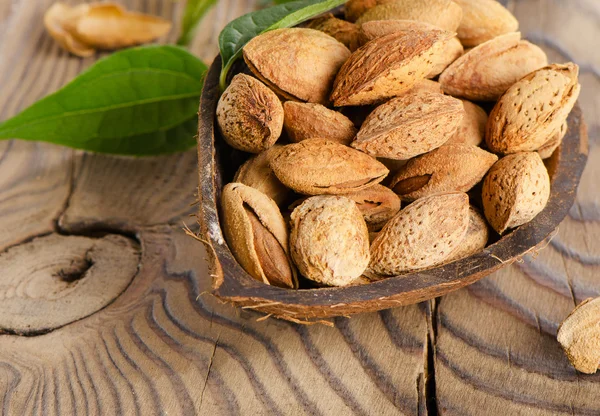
[217,0,580,289]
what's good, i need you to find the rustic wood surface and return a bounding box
[0,0,598,415]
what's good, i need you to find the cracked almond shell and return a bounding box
[346,184,401,231]
[234,146,290,206]
[353,0,463,32]
[331,29,453,106]
[557,297,600,374]
[486,63,580,154]
[283,102,357,145]
[243,28,351,105]
[439,32,549,101]
[390,144,498,201]
[454,0,519,47]
[444,206,489,262]
[445,99,488,147]
[352,91,464,160]
[369,192,470,276]
[270,139,389,195]
[221,183,297,289]
[290,196,370,286]
[482,152,551,234]
[217,74,284,154]
[307,13,362,51]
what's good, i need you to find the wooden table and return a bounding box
[0,0,598,414]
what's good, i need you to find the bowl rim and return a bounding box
[197,55,589,320]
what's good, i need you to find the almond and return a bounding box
[557,298,600,374]
[331,29,453,106]
[486,63,580,154]
[482,152,551,234]
[538,121,568,159]
[346,184,401,231]
[307,13,362,51]
[445,99,488,146]
[439,32,548,101]
[360,20,463,78]
[390,144,498,201]
[409,79,444,95]
[369,192,470,276]
[354,0,463,32]
[270,139,389,195]
[221,183,297,288]
[290,196,370,286]
[217,74,283,153]
[352,91,464,160]
[244,28,351,105]
[454,0,519,47]
[234,146,290,206]
[445,206,489,262]
[283,102,357,145]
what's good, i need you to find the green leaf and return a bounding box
[218,0,346,90]
[177,0,218,46]
[0,45,207,155]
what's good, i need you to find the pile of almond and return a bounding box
[217,0,581,289]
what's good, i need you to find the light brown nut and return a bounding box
[390,144,498,201]
[486,63,580,154]
[352,91,464,160]
[444,206,489,262]
[44,3,95,57]
[408,79,444,95]
[353,0,463,32]
[290,196,370,286]
[445,100,488,146]
[346,184,401,231]
[331,29,453,106]
[454,0,519,47]
[307,13,362,51]
[216,74,284,154]
[283,102,357,145]
[482,152,551,234]
[234,146,290,206]
[360,20,464,78]
[538,121,568,159]
[271,139,389,195]
[439,32,549,101]
[244,28,351,105]
[369,192,470,275]
[221,183,297,289]
[557,297,600,374]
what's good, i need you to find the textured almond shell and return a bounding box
[244,28,351,105]
[307,14,362,51]
[283,102,357,145]
[390,144,498,201]
[290,196,370,286]
[270,139,389,195]
[221,183,297,287]
[216,74,284,154]
[538,121,568,159]
[346,184,401,231]
[557,298,600,374]
[445,99,488,146]
[234,146,290,206]
[352,91,464,160]
[331,29,452,106]
[439,32,549,101]
[354,0,463,32]
[486,63,581,154]
[444,206,489,262]
[369,192,470,275]
[454,0,519,47]
[482,152,551,234]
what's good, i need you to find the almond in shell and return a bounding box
[369,192,470,275]
[486,63,580,154]
[221,183,297,289]
[244,28,351,105]
[307,13,362,51]
[454,0,519,47]
[482,152,551,234]
[290,196,370,286]
[270,139,389,195]
[346,184,401,231]
[390,144,498,201]
[217,74,283,153]
[352,91,464,160]
[283,102,357,145]
[439,32,548,101]
[331,29,453,106]
[557,297,600,374]
[538,121,568,159]
[445,99,488,146]
[444,206,489,262]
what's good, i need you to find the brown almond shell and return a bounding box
[283,102,357,145]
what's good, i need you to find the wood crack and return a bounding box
[198,333,220,412]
